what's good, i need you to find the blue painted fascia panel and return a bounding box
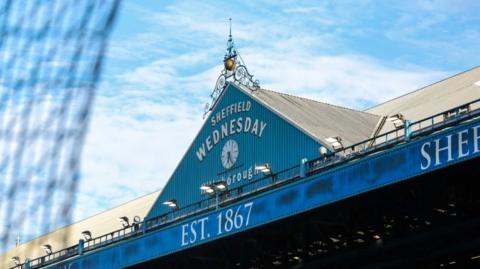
[47,118,480,269]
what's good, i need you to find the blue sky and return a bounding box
[75,0,480,220]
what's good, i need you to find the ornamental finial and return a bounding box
[224,18,236,71]
[203,18,260,118]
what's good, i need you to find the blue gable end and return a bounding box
[146,83,323,219]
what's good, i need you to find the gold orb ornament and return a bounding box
[224,58,236,71]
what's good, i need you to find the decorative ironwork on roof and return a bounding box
[204,18,260,118]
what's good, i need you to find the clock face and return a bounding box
[221,139,239,169]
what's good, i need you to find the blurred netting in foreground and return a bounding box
[0,0,120,251]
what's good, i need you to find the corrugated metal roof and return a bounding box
[0,191,160,268]
[237,84,381,148]
[366,66,480,133]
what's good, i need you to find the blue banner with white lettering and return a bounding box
[48,118,480,269]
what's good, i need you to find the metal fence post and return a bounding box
[405,120,412,142]
[79,239,84,256]
[299,158,308,178]
[24,259,30,269]
[143,220,147,234]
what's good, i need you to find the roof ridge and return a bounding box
[258,87,380,117]
[230,83,382,152]
[365,65,480,112]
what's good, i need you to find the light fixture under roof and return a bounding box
[325,136,343,150]
[162,199,178,208]
[474,80,480,87]
[41,244,53,255]
[325,137,338,143]
[200,181,228,194]
[319,146,328,157]
[200,185,214,194]
[329,237,340,243]
[118,216,130,227]
[255,164,272,175]
[387,113,405,128]
[200,181,229,210]
[10,256,20,265]
[354,238,365,243]
[213,181,227,190]
[200,185,211,191]
[81,230,92,241]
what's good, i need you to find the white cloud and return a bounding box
[245,51,447,108]
[76,95,204,219]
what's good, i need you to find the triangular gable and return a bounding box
[146,83,323,219]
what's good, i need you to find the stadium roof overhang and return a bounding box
[8,100,480,269]
[3,66,480,269]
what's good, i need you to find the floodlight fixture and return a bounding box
[325,137,337,143]
[201,181,228,195]
[329,237,340,243]
[213,181,227,191]
[200,185,214,194]
[117,216,130,227]
[474,80,480,87]
[10,256,20,265]
[162,199,178,209]
[205,188,214,194]
[319,146,328,157]
[255,163,272,175]
[272,260,282,265]
[325,136,343,150]
[41,244,53,255]
[200,185,211,191]
[458,104,470,114]
[201,181,229,210]
[387,113,405,129]
[81,230,92,241]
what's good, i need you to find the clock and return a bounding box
[221,139,239,169]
